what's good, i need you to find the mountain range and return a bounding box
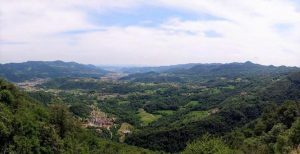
[0,60,109,82]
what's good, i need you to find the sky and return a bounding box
[1,0,300,66]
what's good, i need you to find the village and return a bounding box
[84,106,115,130]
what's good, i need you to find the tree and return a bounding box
[49,104,77,138]
[182,134,235,154]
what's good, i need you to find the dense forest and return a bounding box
[1,61,300,153]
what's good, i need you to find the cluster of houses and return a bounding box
[86,109,115,129]
[16,78,47,91]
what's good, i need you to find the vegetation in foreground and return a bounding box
[0,79,158,153]
[1,61,300,153]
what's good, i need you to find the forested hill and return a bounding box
[177,61,299,76]
[0,61,109,82]
[116,63,198,74]
[122,61,300,82]
[125,71,300,153]
[0,79,157,153]
[2,60,300,153]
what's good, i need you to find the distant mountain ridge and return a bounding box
[0,60,109,82]
[1,60,299,83]
[122,61,300,82]
[118,63,199,73]
[175,61,298,75]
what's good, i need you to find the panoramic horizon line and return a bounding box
[1,59,299,68]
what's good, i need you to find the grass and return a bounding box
[145,90,156,94]
[223,85,235,90]
[205,88,221,95]
[182,111,209,123]
[118,101,130,105]
[155,110,175,116]
[185,101,200,108]
[137,108,162,126]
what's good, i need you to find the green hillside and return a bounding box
[125,72,300,153]
[0,79,158,153]
[1,62,300,154]
[0,61,108,82]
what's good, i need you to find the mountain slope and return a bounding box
[125,71,300,152]
[0,61,109,82]
[182,61,298,77]
[262,72,300,103]
[118,63,199,74]
[0,78,157,153]
[122,62,300,83]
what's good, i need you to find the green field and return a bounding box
[118,101,130,105]
[185,101,200,108]
[155,110,175,116]
[182,111,209,123]
[223,85,235,90]
[138,108,162,126]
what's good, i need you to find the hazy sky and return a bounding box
[1,0,300,66]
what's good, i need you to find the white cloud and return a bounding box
[0,0,300,66]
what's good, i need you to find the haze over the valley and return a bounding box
[1,0,300,66]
